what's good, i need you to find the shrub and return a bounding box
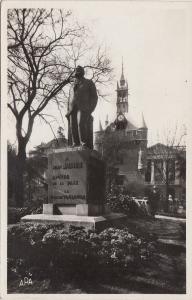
[124,182,146,198]
[8,207,30,224]
[8,205,43,224]
[106,193,150,217]
[8,223,156,286]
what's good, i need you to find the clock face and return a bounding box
[118,114,124,121]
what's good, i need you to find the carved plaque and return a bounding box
[48,151,87,205]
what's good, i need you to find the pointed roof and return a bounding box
[120,58,125,86]
[120,108,147,131]
[139,112,147,129]
[105,115,109,126]
[99,119,103,132]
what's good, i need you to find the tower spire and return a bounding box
[122,57,124,75]
[120,57,125,86]
[117,58,128,114]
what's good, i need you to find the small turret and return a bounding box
[105,115,109,128]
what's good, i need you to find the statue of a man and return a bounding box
[66,66,98,149]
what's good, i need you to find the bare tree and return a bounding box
[7,9,113,207]
[147,124,186,211]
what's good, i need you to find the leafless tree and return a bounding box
[7,9,113,206]
[147,124,186,211]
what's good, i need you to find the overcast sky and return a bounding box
[7,1,192,152]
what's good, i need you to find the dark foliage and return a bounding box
[8,206,42,224]
[8,223,156,287]
[106,192,151,217]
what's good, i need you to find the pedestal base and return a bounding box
[21,213,127,231]
[43,203,104,216]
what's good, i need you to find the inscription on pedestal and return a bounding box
[48,151,87,205]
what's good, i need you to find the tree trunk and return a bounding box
[164,160,169,212]
[14,138,27,207]
[164,182,169,213]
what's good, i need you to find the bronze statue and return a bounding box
[66,66,98,149]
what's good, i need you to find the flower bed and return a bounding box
[8,223,156,287]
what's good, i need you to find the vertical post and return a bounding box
[150,160,155,185]
[175,159,180,185]
[163,160,166,182]
[138,148,143,170]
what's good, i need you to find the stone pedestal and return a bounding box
[22,147,126,230]
[47,147,105,216]
[43,204,54,215]
[76,204,103,216]
[21,213,127,231]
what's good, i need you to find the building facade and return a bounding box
[94,63,186,206]
[145,144,186,207]
[94,63,148,186]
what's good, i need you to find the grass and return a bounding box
[124,216,185,241]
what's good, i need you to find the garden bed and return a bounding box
[7,216,186,294]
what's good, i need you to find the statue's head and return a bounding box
[74,65,85,79]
